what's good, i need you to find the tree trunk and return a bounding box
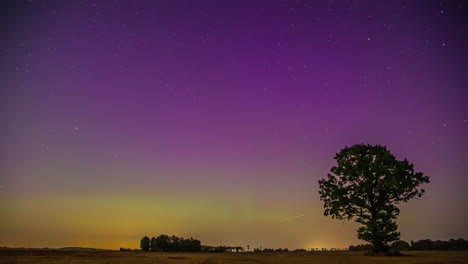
[373,240,381,255]
[370,206,380,255]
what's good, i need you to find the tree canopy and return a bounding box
[318,144,429,254]
[140,236,150,252]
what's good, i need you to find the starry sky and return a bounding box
[1,0,467,250]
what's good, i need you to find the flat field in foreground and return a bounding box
[1,250,467,264]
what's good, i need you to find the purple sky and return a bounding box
[1,0,467,249]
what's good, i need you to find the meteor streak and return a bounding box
[282,214,305,221]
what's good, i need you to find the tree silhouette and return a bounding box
[150,237,157,252]
[155,235,170,251]
[318,144,429,254]
[143,234,202,252]
[140,236,150,251]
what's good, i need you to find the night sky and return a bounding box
[1,0,467,250]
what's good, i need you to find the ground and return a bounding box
[1,250,467,264]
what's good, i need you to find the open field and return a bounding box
[1,250,468,264]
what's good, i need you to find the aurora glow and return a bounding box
[1,0,467,250]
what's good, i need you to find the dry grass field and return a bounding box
[1,250,468,264]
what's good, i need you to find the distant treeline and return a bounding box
[140,235,201,252]
[140,236,468,253]
[202,246,244,253]
[253,248,290,252]
[140,235,247,253]
[349,238,468,251]
[252,248,345,252]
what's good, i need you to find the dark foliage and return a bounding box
[202,246,244,253]
[411,238,468,250]
[390,240,411,251]
[348,244,373,251]
[252,248,289,252]
[119,247,136,251]
[411,239,434,250]
[350,238,468,252]
[140,235,201,252]
[319,144,429,254]
[140,236,150,252]
[294,248,307,252]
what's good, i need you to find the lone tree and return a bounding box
[318,144,429,254]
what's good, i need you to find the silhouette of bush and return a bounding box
[434,240,451,250]
[411,239,434,250]
[449,238,468,250]
[348,244,373,251]
[391,240,411,251]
